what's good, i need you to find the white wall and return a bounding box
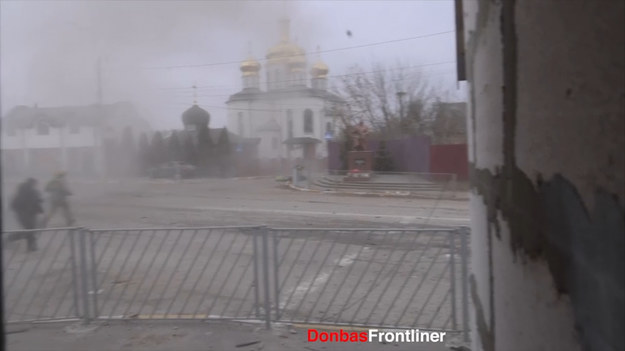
[2,125,97,150]
[227,94,334,159]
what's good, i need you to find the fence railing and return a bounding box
[2,226,469,340]
[269,228,468,332]
[2,227,82,323]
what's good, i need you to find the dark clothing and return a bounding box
[42,176,74,227]
[9,179,43,251]
[11,180,43,219]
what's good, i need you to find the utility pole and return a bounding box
[95,57,106,179]
[97,57,103,105]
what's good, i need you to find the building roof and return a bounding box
[2,101,150,130]
[227,86,345,104]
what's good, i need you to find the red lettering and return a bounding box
[319,332,328,342]
[307,329,318,342]
[359,331,368,342]
[340,329,349,342]
[329,331,339,342]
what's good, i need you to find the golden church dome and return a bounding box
[240,56,261,76]
[266,18,307,66]
[266,42,306,66]
[311,60,329,78]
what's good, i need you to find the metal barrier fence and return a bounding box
[269,228,468,333]
[2,227,83,323]
[88,226,264,322]
[2,226,469,339]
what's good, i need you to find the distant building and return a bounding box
[226,18,346,170]
[159,103,260,177]
[1,101,151,177]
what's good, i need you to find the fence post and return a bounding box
[449,230,457,330]
[89,230,99,319]
[252,229,260,318]
[272,231,280,320]
[460,227,470,342]
[261,227,272,329]
[68,229,82,319]
[78,228,91,324]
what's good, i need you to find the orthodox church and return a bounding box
[226,18,345,169]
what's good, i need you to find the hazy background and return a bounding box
[1,0,464,130]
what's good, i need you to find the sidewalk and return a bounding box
[7,320,457,351]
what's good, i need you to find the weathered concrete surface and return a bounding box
[463,0,624,350]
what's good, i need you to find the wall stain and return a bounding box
[471,275,495,351]
[470,0,624,350]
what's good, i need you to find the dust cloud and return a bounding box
[1,1,319,128]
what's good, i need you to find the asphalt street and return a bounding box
[3,177,470,230]
[2,177,469,351]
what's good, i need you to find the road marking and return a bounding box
[280,252,360,310]
[189,205,469,224]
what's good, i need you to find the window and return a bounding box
[303,109,314,133]
[286,110,293,139]
[37,121,50,135]
[238,112,244,137]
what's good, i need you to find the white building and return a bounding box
[226,18,345,167]
[1,101,151,177]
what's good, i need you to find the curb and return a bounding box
[288,183,469,200]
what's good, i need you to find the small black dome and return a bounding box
[182,104,210,127]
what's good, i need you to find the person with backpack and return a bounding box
[41,171,75,227]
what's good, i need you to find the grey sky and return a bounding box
[1,0,464,130]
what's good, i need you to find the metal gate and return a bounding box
[268,228,469,333]
[2,226,468,339]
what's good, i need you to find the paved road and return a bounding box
[3,177,469,230]
[2,177,469,348]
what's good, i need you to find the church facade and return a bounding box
[226,18,345,167]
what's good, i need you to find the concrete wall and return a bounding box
[463,1,624,350]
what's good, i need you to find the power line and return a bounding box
[145,30,454,70]
[154,60,456,92]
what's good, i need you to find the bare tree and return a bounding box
[332,62,438,138]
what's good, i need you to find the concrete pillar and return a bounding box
[463,1,624,350]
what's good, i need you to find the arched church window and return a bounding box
[238,112,244,137]
[303,109,314,134]
[286,110,293,139]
